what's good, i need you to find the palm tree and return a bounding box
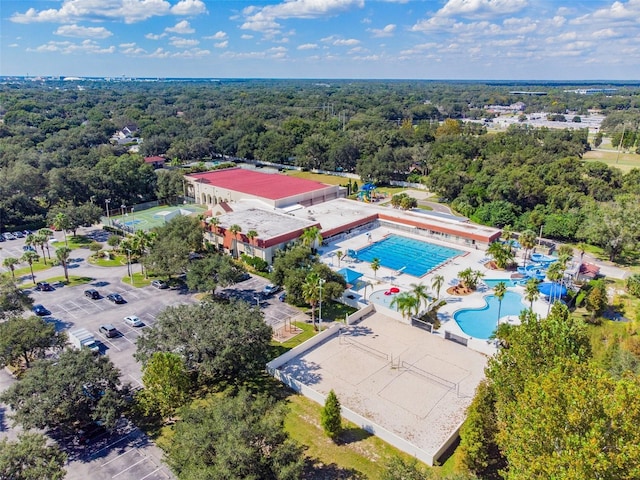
[487,241,514,269]
[502,225,514,254]
[335,250,344,267]
[371,257,381,278]
[546,261,564,314]
[246,230,258,256]
[524,277,540,309]
[519,229,537,267]
[229,224,242,258]
[410,283,431,312]
[134,229,154,276]
[53,212,71,247]
[21,250,40,282]
[494,281,507,323]
[38,228,54,261]
[302,272,322,330]
[577,242,587,262]
[32,232,48,265]
[209,216,220,235]
[56,246,72,283]
[3,257,19,280]
[300,226,322,251]
[431,274,445,300]
[390,292,419,319]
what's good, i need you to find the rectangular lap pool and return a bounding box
[356,234,462,277]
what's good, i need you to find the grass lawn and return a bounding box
[269,321,317,359]
[304,300,357,324]
[284,393,438,478]
[88,254,128,267]
[583,149,640,173]
[23,275,93,289]
[285,170,353,185]
[11,261,52,278]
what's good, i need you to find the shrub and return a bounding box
[321,389,342,440]
[626,274,640,298]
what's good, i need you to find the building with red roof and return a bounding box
[185,167,344,209]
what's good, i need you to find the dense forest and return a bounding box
[1,79,640,260]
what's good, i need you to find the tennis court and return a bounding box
[102,204,207,232]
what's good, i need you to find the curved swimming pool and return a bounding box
[454,291,527,339]
[369,289,400,311]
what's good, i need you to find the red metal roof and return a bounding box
[144,156,165,163]
[187,168,328,200]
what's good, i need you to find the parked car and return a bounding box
[32,304,51,316]
[22,245,36,252]
[278,292,287,302]
[13,231,24,238]
[123,315,143,327]
[262,284,281,296]
[106,293,125,304]
[35,281,54,292]
[0,235,5,242]
[99,324,118,338]
[2,232,16,240]
[235,272,251,283]
[84,289,100,299]
[151,279,168,289]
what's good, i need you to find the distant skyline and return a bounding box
[1,0,639,80]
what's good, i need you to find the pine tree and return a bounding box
[321,389,342,440]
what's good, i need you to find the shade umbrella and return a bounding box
[538,281,567,298]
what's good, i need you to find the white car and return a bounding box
[123,315,143,327]
[262,284,280,296]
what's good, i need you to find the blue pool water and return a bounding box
[356,235,462,277]
[483,278,522,288]
[454,291,527,339]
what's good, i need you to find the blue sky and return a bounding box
[1,0,639,79]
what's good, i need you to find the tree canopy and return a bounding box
[135,299,272,383]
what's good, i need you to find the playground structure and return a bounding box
[357,182,378,203]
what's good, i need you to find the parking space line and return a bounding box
[90,431,136,458]
[128,374,143,388]
[140,466,167,480]
[112,456,150,478]
[97,335,122,352]
[101,446,138,466]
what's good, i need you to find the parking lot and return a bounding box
[1,226,310,479]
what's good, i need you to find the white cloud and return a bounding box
[436,0,529,19]
[9,43,19,48]
[241,34,254,40]
[145,33,166,40]
[221,46,288,60]
[11,0,206,25]
[297,43,318,50]
[205,31,228,40]
[214,40,228,48]
[241,0,364,33]
[171,48,210,58]
[333,38,360,46]
[368,24,396,37]
[54,24,112,39]
[166,20,194,34]
[148,47,170,58]
[170,37,200,47]
[170,0,207,16]
[28,39,115,54]
[591,28,620,39]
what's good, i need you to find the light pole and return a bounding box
[131,207,135,232]
[318,278,325,331]
[105,199,111,226]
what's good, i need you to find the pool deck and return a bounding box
[318,226,550,356]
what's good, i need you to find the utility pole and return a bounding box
[318,278,325,331]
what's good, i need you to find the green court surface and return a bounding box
[102,204,207,232]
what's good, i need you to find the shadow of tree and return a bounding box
[335,426,373,445]
[303,459,367,479]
